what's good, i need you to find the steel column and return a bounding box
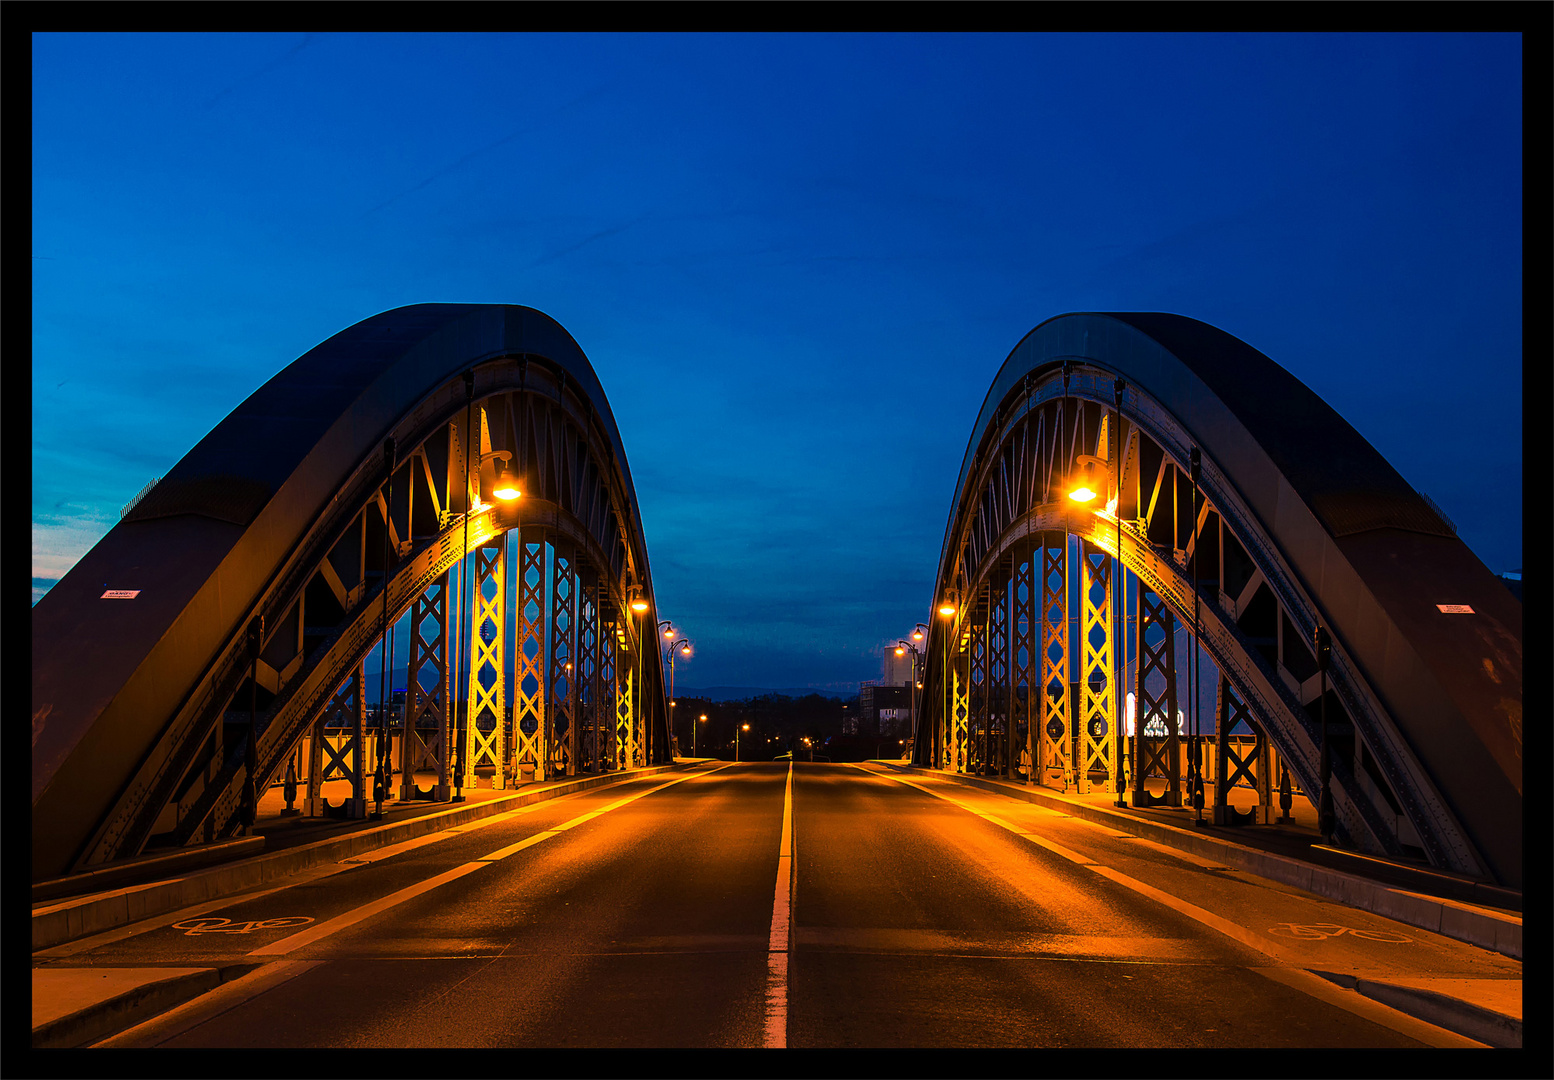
[1039,537,1072,789]
[1132,587,1183,807]
[549,544,578,777]
[397,572,451,801]
[1077,539,1117,794]
[1214,672,1271,825]
[1011,549,1036,784]
[988,575,1010,777]
[305,666,364,816]
[513,531,548,782]
[464,542,506,789]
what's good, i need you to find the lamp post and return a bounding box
[737,722,749,762]
[896,638,922,755]
[696,713,707,757]
[663,634,691,738]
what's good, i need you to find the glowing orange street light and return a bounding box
[938,603,956,618]
[492,460,522,501]
[1068,455,1105,504]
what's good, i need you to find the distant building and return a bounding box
[860,682,912,738]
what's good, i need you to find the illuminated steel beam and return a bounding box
[1039,537,1072,789]
[514,532,549,782]
[464,542,506,789]
[1077,539,1117,795]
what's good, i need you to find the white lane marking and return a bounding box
[858,766,1488,1049]
[765,758,794,1049]
[91,960,324,1048]
[251,763,735,957]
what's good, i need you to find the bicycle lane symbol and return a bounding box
[1267,922,1413,943]
[170,916,315,936]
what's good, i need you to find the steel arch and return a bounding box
[916,313,1521,888]
[32,305,671,881]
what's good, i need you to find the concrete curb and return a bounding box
[31,963,257,1048]
[32,764,681,952]
[893,766,1521,960]
[1310,971,1522,1048]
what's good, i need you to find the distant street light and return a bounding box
[696,713,707,757]
[737,722,750,762]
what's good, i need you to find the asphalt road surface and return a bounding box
[52,762,1516,1049]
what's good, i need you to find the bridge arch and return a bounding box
[914,312,1521,888]
[32,304,671,881]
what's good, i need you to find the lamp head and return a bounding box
[492,460,522,501]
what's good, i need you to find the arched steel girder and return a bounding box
[917,313,1521,888]
[32,305,671,881]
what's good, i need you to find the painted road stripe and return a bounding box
[858,766,1488,1049]
[765,758,795,1049]
[250,763,734,957]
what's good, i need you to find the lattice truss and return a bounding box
[1010,550,1036,782]
[549,545,577,777]
[398,573,449,799]
[1215,673,1271,823]
[514,533,549,780]
[987,578,1009,776]
[1078,539,1116,794]
[968,596,987,773]
[597,591,618,770]
[616,636,637,769]
[577,575,602,773]
[1039,540,1071,786]
[306,666,363,813]
[464,542,506,789]
[1133,586,1181,805]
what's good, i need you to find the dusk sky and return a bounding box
[32,33,1523,692]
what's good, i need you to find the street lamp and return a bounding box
[896,638,923,758]
[737,722,750,762]
[664,636,691,750]
[696,713,707,757]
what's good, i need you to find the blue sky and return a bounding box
[32,32,1523,691]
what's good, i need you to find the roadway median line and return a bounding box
[251,763,735,957]
[858,765,1490,1049]
[765,758,795,1049]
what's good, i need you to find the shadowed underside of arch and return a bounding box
[917,312,1521,888]
[32,304,671,881]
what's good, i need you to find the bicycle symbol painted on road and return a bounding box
[170,916,315,936]
[1267,922,1412,943]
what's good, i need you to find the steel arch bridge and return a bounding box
[913,312,1522,889]
[32,304,671,883]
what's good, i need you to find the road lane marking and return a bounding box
[859,766,1490,1048]
[250,763,736,957]
[91,960,325,1048]
[765,758,794,1049]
